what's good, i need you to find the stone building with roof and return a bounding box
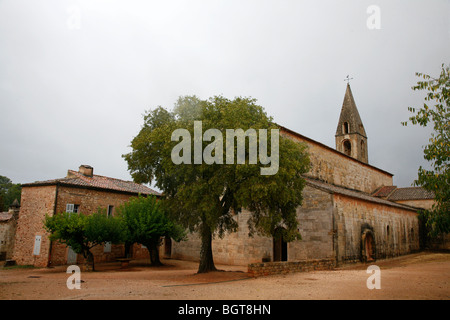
[12,165,160,267]
[172,84,423,266]
[372,185,436,210]
[0,199,20,261]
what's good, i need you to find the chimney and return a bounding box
[79,165,94,177]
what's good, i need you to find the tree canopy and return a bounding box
[403,64,450,236]
[44,209,125,271]
[116,195,186,266]
[123,95,310,273]
[0,175,21,211]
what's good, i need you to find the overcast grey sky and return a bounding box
[0,0,449,189]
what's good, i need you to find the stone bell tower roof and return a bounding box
[335,83,367,138]
[335,83,369,163]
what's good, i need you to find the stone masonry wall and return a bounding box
[49,186,148,266]
[13,185,57,267]
[282,129,393,194]
[395,199,435,210]
[0,211,18,260]
[333,194,419,263]
[172,186,335,265]
[288,185,335,261]
[248,259,335,277]
[172,209,273,266]
[13,185,151,267]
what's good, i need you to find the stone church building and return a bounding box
[10,84,428,269]
[171,84,421,266]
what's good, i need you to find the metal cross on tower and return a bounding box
[344,75,353,84]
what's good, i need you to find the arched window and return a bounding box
[361,140,365,158]
[343,140,351,156]
[343,122,349,134]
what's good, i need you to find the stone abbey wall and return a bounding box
[281,128,393,194]
[172,210,273,266]
[333,194,420,263]
[171,185,420,267]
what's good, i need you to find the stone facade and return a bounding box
[171,84,421,268]
[0,202,20,261]
[12,166,159,267]
[248,259,335,277]
[281,127,393,194]
[333,194,419,263]
[172,180,419,266]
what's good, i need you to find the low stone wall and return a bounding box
[248,259,335,277]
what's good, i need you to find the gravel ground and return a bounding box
[1,251,449,300]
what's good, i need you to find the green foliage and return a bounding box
[44,210,125,270]
[123,95,310,272]
[0,175,21,211]
[117,195,186,245]
[403,64,450,236]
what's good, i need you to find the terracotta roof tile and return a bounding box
[388,187,435,201]
[23,170,160,196]
[305,178,417,211]
[0,212,13,222]
[372,186,397,198]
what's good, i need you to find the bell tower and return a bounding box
[335,83,368,163]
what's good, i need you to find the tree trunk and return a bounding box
[124,241,132,258]
[83,250,95,272]
[147,241,163,266]
[197,224,217,273]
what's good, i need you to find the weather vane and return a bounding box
[344,75,353,84]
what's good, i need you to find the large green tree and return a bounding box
[44,210,125,271]
[123,95,310,273]
[0,175,21,211]
[116,195,186,266]
[403,64,450,236]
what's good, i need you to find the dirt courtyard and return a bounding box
[1,251,449,300]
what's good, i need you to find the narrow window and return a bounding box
[107,205,114,218]
[343,122,349,134]
[361,140,366,159]
[343,140,352,156]
[104,241,111,253]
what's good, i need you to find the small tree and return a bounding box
[117,195,185,266]
[44,210,125,271]
[402,63,450,236]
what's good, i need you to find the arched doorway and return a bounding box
[361,229,376,262]
[164,236,172,258]
[273,236,287,262]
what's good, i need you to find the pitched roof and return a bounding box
[0,212,13,222]
[23,170,160,196]
[305,178,417,211]
[278,124,393,177]
[388,187,435,201]
[371,185,435,201]
[335,84,367,137]
[372,186,398,198]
